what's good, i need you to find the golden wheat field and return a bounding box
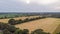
[0,16,60,34]
[15,18,60,34]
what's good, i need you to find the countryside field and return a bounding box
[0,16,60,34]
[0,0,60,34]
[15,18,60,34]
[0,15,60,34]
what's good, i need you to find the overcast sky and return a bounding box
[0,0,60,12]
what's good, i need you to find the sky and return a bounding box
[0,0,60,12]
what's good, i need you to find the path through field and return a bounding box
[15,18,60,34]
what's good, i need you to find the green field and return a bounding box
[0,13,32,19]
[0,13,23,17]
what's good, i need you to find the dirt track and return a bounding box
[15,18,60,34]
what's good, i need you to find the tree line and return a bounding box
[8,17,46,25]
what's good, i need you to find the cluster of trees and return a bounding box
[8,17,46,25]
[0,23,16,34]
[0,16,8,19]
[0,23,29,34]
[31,29,50,34]
[0,23,49,34]
[0,15,19,19]
[0,16,12,19]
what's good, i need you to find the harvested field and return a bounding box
[0,17,27,23]
[0,16,39,23]
[0,16,60,34]
[15,18,60,34]
[53,24,60,34]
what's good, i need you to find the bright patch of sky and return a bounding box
[0,0,60,12]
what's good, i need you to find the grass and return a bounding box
[0,14,18,18]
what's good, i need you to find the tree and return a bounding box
[0,17,4,19]
[17,19,23,24]
[14,28,22,34]
[0,23,12,30]
[4,16,7,19]
[0,23,6,30]
[31,29,50,34]
[22,29,29,34]
[31,29,43,34]
[15,15,19,17]
[7,25,16,33]
[8,19,16,25]
[24,18,29,22]
[3,29,11,34]
[0,23,24,34]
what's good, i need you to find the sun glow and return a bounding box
[26,0,30,4]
